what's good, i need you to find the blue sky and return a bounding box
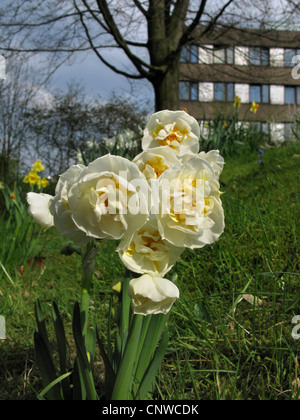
[52,50,155,109]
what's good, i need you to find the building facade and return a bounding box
[179,27,300,142]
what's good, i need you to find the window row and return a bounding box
[179,81,300,105]
[180,45,300,67]
[200,120,299,142]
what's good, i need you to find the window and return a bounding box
[284,49,300,67]
[249,47,269,66]
[213,46,234,64]
[250,85,270,103]
[179,81,198,100]
[180,45,198,63]
[214,83,234,101]
[284,86,300,104]
[249,121,270,137]
[284,123,295,140]
[250,85,261,102]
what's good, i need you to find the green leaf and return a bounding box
[96,327,116,400]
[35,299,51,354]
[86,327,96,364]
[51,302,67,373]
[72,302,98,400]
[38,372,72,400]
[34,332,62,400]
[134,313,170,389]
[72,357,85,401]
[111,315,143,400]
[34,299,57,379]
[135,328,169,400]
[51,301,71,399]
[120,277,131,349]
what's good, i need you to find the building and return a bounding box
[179,26,300,142]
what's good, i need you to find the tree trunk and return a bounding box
[151,57,180,112]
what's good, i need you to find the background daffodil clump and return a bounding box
[23,160,49,189]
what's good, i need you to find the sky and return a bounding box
[54,53,129,99]
[51,50,155,109]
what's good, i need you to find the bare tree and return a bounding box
[0,55,45,183]
[0,0,241,111]
[26,86,148,176]
[1,1,300,111]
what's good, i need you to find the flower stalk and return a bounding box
[80,241,98,340]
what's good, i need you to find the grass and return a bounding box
[0,143,299,400]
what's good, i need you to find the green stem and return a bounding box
[111,314,143,400]
[80,288,90,340]
[80,241,98,340]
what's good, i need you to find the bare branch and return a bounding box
[74,0,146,79]
[131,0,149,17]
[95,0,155,77]
[180,0,207,45]
[200,0,236,38]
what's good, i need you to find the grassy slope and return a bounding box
[0,144,299,400]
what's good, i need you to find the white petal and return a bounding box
[128,274,179,316]
[27,193,54,230]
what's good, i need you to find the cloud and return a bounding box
[53,51,131,99]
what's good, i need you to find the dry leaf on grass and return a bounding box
[234,294,267,313]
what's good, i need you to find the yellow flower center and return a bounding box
[168,177,215,231]
[142,156,170,179]
[153,122,190,149]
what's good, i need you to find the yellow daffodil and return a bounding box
[233,96,241,109]
[250,101,259,113]
[23,171,41,186]
[40,177,49,188]
[32,160,45,172]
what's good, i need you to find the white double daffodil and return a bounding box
[156,155,225,249]
[49,164,92,245]
[142,110,200,159]
[128,274,180,316]
[67,154,150,240]
[27,110,225,316]
[133,146,181,182]
[117,218,184,277]
[27,192,54,230]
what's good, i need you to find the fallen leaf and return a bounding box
[242,294,266,307]
[234,294,267,314]
[18,257,46,276]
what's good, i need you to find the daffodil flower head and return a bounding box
[250,101,259,113]
[32,160,45,172]
[40,177,49,189]
[142,110,200,159]
[23,171,41,186]
[233,96,241,109]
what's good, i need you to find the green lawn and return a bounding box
[0,144,299,400]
